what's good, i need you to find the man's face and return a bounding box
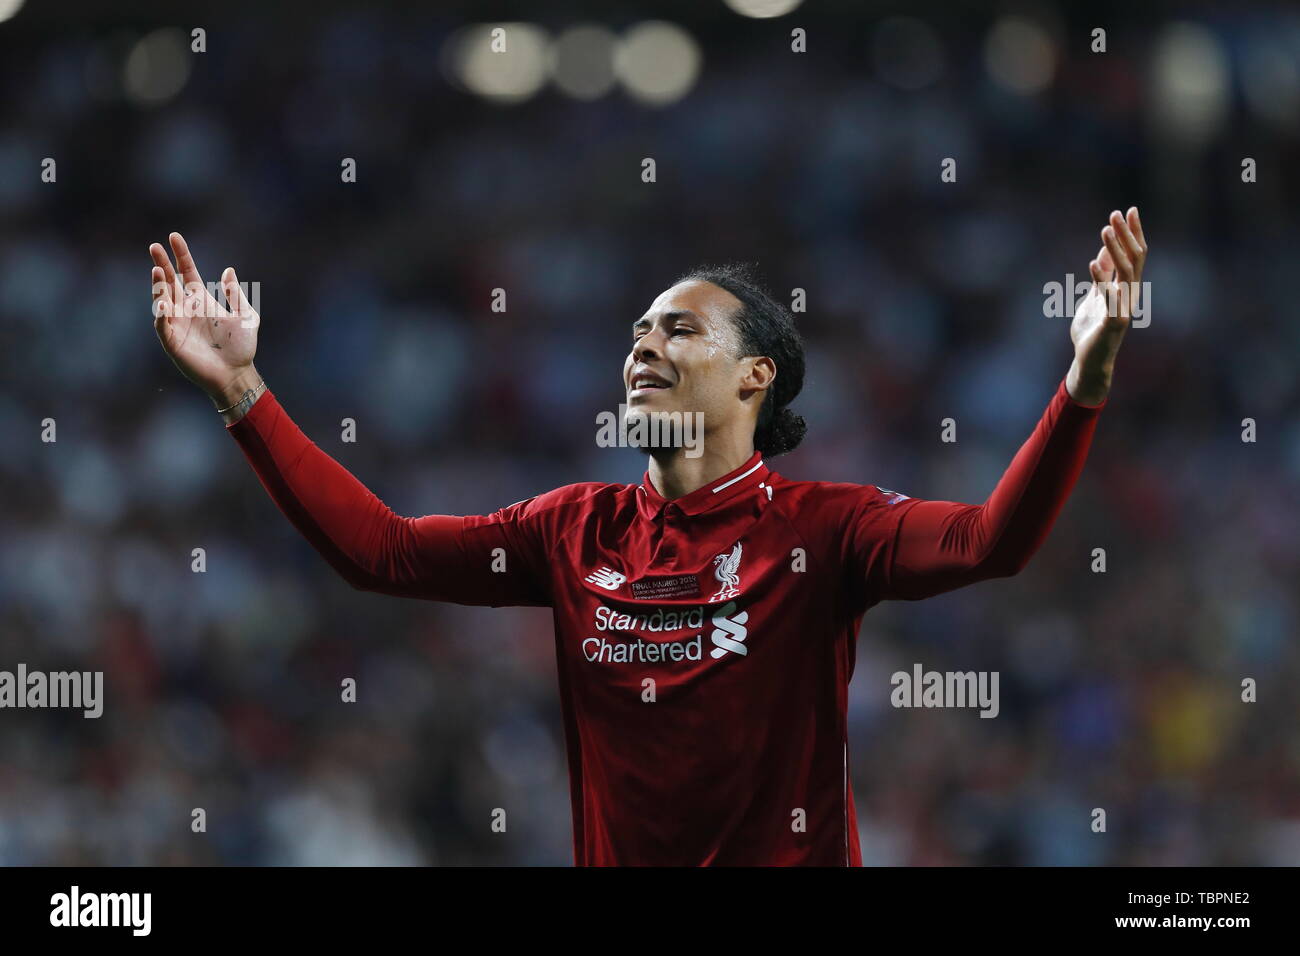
[623,280,755,439]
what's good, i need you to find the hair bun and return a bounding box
[757,407,806,458]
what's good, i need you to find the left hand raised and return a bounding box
[1067,207,1147,405]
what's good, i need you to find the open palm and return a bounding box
[150,232,259,397]
[1071,207,1146,374]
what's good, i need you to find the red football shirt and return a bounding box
[227,376,1104,865]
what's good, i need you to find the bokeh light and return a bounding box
[124,29,192,107]
[722,0,804,17]
[985,17,1057,95]
[450,22,550,103]
[615,21,701,106]
[1150,22,1229,143]
[550,24,618,100]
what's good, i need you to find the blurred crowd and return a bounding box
[0,1,1297,864]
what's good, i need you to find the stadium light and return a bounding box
[1151,22,1230,144]
[722,0,803,18]
[447,22,550,103]
[985,16,1057,95]
[615,21,701,106]
[124,29,192,107]
[550,24,618,100]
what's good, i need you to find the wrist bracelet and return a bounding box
[215,379,266,415]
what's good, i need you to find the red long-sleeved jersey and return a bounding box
[227,376,1104,865]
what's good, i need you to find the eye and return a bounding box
[671,327,692,337]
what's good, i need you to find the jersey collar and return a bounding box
[637,451,770,518]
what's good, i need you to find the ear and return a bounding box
[741,356,776,400]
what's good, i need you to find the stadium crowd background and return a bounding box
[1,0,1297,865]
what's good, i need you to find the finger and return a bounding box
[1126,206,1146,251]
[149,242,177,287]
[1102,224,1133,281]
[1088,257,1108,287]
[149,240,187,308]
[151,266,169,324]
[1096,244,1115,279]
[159,266,177,318]
[1115,277,1131,321]
[152,266,177,349]
[1110,209,1142,261]
[221,266,256,322]
[168,232,204,289]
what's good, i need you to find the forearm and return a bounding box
[225,387,463,595]
[887,374,1104,598]
[1065,355,1112,409]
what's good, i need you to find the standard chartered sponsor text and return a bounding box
[588,604,707,663]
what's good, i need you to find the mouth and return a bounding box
[629,370,674,399]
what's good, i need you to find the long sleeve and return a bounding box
[878,375,1105,601]
[225,388,554,606]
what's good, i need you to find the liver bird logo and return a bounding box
[710,542,743,602]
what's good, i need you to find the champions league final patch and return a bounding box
[630,574,702,600]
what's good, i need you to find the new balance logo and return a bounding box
[584,567,626,591]
[709,601,749,659]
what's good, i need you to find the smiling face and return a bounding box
[624,279,775,451]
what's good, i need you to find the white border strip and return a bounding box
[711,459,764,494]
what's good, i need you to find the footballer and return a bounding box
[149,207,1146,865]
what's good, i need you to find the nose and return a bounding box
[632,330,663,364]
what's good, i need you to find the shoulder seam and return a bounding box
[769,479,895,614]
[764,480,847,591]
[512,481,628,567]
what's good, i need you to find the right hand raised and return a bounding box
[150,232,261,405]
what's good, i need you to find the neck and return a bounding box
[647,432,756,500]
